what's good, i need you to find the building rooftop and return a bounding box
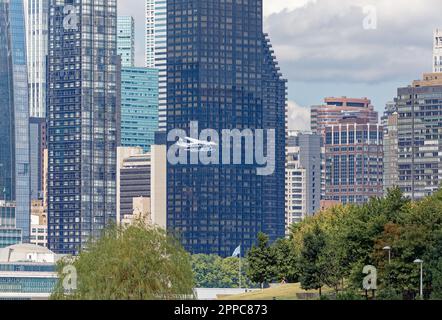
[0,244,57,264]
[413,73,442,87]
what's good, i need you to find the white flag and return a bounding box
[232,245,241,257]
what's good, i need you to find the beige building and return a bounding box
[150,144,167,229]
[31,200,48,248]
[121,197,152,226]
[116,145,167,229]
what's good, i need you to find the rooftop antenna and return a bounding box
[7,248,13,263]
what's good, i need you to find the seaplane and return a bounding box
[176,137,218,152]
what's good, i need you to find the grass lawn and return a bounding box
[218,283,333,300]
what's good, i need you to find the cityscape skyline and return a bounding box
[2,0,442,302]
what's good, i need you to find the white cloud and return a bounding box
[287,100,311,131]
[264,0,440,84]
[264,0,314,16]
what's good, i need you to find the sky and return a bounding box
[118,0,441,131]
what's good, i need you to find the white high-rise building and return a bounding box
[146,0,167,130]
[145,0,155,68]
[285,131,322,234]
[24,0,49,118]
[434,29,442,73]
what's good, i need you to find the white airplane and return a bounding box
[176,137,217,152]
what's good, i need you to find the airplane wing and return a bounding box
[185,137,201,143]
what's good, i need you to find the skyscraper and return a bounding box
[166,0,286,256]
[434,29,442,73]
[396,73,442,200]
[311,97,379,202]
[0,0,31,243]
[29,117,47,201]
[0,201,22,248]
[117,16,135,68]
[47,0,119,255]
[24,0,49,118]
[145,0,167,131]
[120,67,159,152]
[286,131,321,231]
[145,0,155,68]
[382,102,399,195]
[324,118,384,204]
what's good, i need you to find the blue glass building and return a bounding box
[0,202,22,248]
[47,0,119,255]
[121,67,159,152]
[166,0,286,256]
[0,0,31,244]
[117,16,135,68]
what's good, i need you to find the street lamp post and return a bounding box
[383,246,391,264]
[414,259,424,299]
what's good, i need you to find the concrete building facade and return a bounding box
[324,119,384,204]
[434,29,442,73]
[311,97,379,136]
[383,110,399,194]
[396,73,442,200]
[285,131,321,231]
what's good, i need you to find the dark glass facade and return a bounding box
[29,117,47,201]
[0,203,22,248]
[166,0,286,256]
[0,0,31,243]
[47,0,119,255]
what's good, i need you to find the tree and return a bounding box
[317,235,346,293]
[246,233,275,288]
[430,259,442,300]
[272,238,299,283]
[51,222,195,300]
[191,254,253,288]
[299,225,326,295]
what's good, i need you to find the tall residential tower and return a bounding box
[47,0,119,255]
[396,73,442,200]
[166,0,286,256]
[145,0,167,131]
[286,131,321,231]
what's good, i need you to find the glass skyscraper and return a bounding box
[24,0,49,118]
[121,67,159,152]
[117,16,135,68]
[47,0,119,255]
[0,202,22,248]
[166,0,286,256]
[145,0,167,131]
[0,0,31,244]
